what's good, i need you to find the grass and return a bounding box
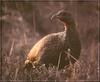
[1,40,98,82]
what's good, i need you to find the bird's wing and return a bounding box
[27,32,65,62]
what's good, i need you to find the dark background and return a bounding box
[0,0,99,81]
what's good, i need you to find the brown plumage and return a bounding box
[25,10,81,70]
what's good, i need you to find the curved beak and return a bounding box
[50,14,59,21]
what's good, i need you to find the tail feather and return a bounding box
[24,60,33,71]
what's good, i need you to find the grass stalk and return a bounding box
[9,39,15,56]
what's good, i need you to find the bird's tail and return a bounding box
[24,60,34,71]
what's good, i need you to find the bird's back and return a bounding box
[27,31,67,66]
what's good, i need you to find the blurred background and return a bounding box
[0,0,99,81]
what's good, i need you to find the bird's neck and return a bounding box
[64,22,76,34]
[64,22,78,46]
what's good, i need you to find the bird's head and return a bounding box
[51,10,74,26]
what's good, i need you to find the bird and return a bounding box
[24,10,81,70]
